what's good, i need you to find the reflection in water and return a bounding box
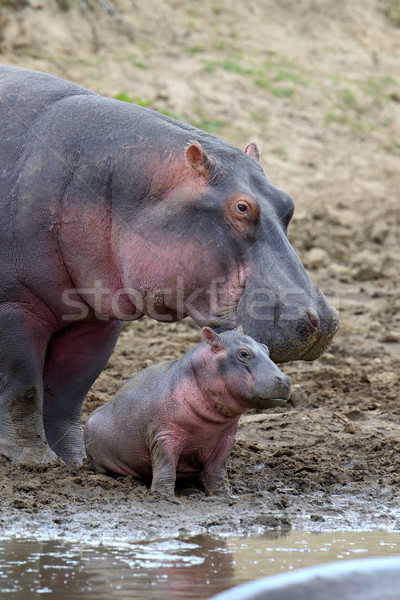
[1,530,400,600]
[0,535,235,600]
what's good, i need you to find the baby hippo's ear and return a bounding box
[201,327,224,351]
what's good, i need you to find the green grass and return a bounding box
[114,93,152,107]
[0,0,29,7]
[158,108,186,121]
[254,75,272,89]
[221,59,253,74]
[184,45,206,55]
[250,111,269,123]
[263,54,297,69]
[325,111,348,124]
[273,147,289,159]
[203,60,215,74]
[113,93,224,133]
[340,88,357,109]
[270,87,295,98]
[359,79,384,100]
[386,0,400,25]
[275,70,308,84]
[193,118,223,133]
[212,2,223,15]
[254,75,295,98]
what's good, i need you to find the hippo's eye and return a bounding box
[226,196,260,234]
[238,349,252,362]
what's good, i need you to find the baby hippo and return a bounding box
[84,328,291,497]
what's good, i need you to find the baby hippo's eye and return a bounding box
[237,348,252,362]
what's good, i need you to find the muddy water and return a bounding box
[1,531,400,600]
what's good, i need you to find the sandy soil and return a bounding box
[0,0,399,540]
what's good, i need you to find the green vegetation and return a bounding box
[270,87,295,98]
[250,112,268,124]
[212,2,223,15]
[114,93,152,107]
[360,78,384,100]
[382,140,400,154]
[339,88,357,109]
[386,0,400,25]
[184,46,206,55]
[275,70,308,84]
[273,147,289,159]
[200,51,306,101]
[114,93,224,134]
[0,0,29,7]
[192,118,223,133]
[158,108,186,121]
[54,0,71,10]
[325,111,348,124]
[221,59,252,74]
[254,74,295,98]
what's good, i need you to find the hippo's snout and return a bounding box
[237,282,339,363]
[252,372,291,408]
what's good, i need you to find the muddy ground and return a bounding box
[0,0,400,541]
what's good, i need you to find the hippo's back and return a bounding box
[0,66,95,122]
[0,67,96,188]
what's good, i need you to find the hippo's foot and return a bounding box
[0,439,59,466]
[148,490,182,505]
[45,423,86,465]
[205,489,230,498]
[0,382,60,466]
[203,471,231,498]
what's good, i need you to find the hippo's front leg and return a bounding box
[0,304,57,465]
[43,320,121,464]
[202,436,236,496]
[150,435,181,497]
[203,464,230,497]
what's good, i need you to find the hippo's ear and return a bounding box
[201,327,223,351]
[244,142,260,162]
[186,143,213,179]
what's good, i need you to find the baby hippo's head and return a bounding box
[201,327,291,409]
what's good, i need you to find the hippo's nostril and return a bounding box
[307,311,319,330]
[275,376,283,384]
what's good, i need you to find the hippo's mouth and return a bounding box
[298,317,339,361]
[254,397,290,410]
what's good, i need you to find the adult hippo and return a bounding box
[0,67,338,465]
[210,557,400,600]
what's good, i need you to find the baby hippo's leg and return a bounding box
[203,462,230,496]
[202,437,235,496]
[150,436,180,497]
